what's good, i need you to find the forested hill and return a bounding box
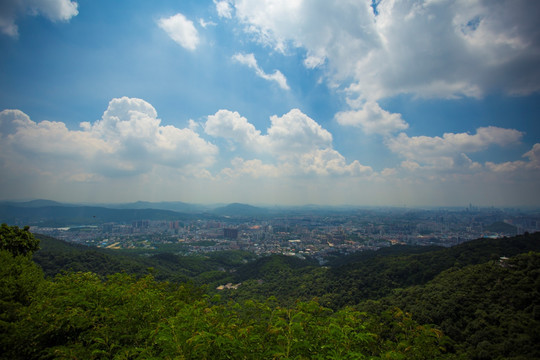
[0,204,197,226]
[2,224,539,359]
[364,251,540,359]
[1,225,456,359]
[323,232,540,306]
[33,234,255,284]
[33,232,540,308]
[227,232,540,308]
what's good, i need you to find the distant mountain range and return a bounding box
[105,201,210,213]
[0,200,274,226]
[0,199,71,208]
[211,203,270,217]
[2,199,532,227]
[0,204,194,226]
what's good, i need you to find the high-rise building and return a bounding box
[223,228,238,239]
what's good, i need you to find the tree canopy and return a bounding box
[0,223,39,256]
[2,228,539,359]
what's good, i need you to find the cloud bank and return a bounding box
[0,97,217,182]
[229,0,540,100]
[0,96,538,204]
[204,108,369,177]
[224,0,540,141]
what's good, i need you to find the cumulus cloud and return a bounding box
[232,53,289,90]
[221,149,372,179]
[205,108,370,178]
[158,13,200,51]
[486,143,540,172]
[387,126,523,170]
[205,108,332,155]
[335,101,409,135]
[228,0,540,100]
[204,109,261,149]
[0,109,32,135]
[0,97,217,180]
[0,109,110,163]
[265,109,332,155]
[297,148,372,176]
[0,0,78,37]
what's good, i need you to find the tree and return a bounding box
[0,224,39,256]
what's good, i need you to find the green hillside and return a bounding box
[34,234,253,285]
[225,232,540,308]
[366,251,540,359]
[2,225,540,359]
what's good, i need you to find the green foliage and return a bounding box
[484,221,517,234]
[4,231,539,359]
[33,234,252,284]
[1,253,455,360]
[366,251,540,359]
[0,223,39,256]
[4,271,203,359]
[227,232,540,309]
[0,250,45,357]
[153,299,453,359]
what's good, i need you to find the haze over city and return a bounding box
[1,0,539,207]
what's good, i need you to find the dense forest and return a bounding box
[2,223,540,359]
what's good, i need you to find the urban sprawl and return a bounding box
[32,206,539,263]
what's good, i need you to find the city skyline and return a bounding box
[1,0,539,207]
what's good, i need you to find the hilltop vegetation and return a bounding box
[1,226,452,359]
[366,251,540,359]
[1,224,540,359]
[224,232,540,308]
[33,234,254,285]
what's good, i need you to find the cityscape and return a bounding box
[30,205,540,263]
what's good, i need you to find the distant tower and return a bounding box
[223,228,238,240]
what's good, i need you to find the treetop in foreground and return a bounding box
[0,223,39,256]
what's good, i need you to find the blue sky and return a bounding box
[0,0,539,207]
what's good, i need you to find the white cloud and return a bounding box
[232,53,289,90]
[297,148,372,176]
[380,168,397,177]
[232,0,307,53]
[335,101,408,135]
[401,160,421,172]
[0,97,217,180]
[220,157,282,178]
[303,53,325,69]
[265,109,332,155]
[214,0,233,19]
[204,109,261,149]
[221,149,373,179]
[205,108,369,178]
[199,18,217,28]
[0,0,78,37]
[158,13,200,51]
[486,143,540,172]
[387,126,523,171]
[188,119,200,131]
[205,108,332,155]
[229,0,540,100]
[0,109,32,134]
[388,127,523,158]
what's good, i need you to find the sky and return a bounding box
[0,0,539,207]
